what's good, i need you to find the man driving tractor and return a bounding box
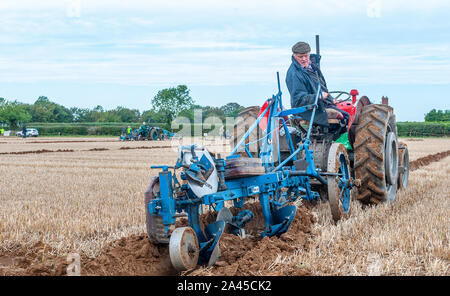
[139,122,148,137]
[285,41,349,126]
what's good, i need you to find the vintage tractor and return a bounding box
[132,125,172,141]
[145,38,409,271]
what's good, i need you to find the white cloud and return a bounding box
[0,0,449,88]
[1,40,449,87]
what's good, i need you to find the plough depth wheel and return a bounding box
[327,143,352,223]
[169,227,199,271]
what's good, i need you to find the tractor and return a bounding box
[145,37,410,271]
[132,125,171,141]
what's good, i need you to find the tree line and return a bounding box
[0,85,245,129]
[424,109,450,122]
[3,84,447,130]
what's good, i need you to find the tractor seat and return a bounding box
[325,108,344,121]
[292,108,343,125]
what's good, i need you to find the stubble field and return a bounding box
[0,136,449,275]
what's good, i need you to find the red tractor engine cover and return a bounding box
[336,89,359,130]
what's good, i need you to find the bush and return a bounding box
[397,122,450,137]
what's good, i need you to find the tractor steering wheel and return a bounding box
[329,91,351,103]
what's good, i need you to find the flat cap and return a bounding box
[292,41,311,54]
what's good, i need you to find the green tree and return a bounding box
[113,106,140,122]
[202,106,225,120]
[31,96,73,122]
[70,107,90,122]
[140,109,166,125]
[220,102,244,118]
[151,85,194,126]
[177,104,203,123]
[0,100,32,128]
[425,109,450,122]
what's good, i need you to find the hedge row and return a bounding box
[397,122,450,137]
[28,122,144,127]
[33,125,123,136]
[29,122,233,136]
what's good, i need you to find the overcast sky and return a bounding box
[1,0,449,121]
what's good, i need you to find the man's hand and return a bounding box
[321,91,329,99]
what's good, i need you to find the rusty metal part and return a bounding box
[299,139,332,172]
[224,157,265,179]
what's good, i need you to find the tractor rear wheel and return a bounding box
[231,106,263,157]
[150,129,159,141]
[349,96,371,147]
[353,104,399,204]
[145,176,170,244]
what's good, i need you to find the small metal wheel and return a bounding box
[327,143,352,223]
[169,227,199,271]
[398,143,409,189]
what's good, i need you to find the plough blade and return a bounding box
[199,220,226,266]
[268,205,297,238]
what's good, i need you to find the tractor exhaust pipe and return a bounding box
[316,35,320,69]
[316,35,320,56]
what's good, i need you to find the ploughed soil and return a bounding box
[0,203,315,276]
[0,149,75,155]
[410,150,450,171]
[1,150,448,276]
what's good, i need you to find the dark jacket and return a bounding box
[285,54,330,126]
[286,54,333,107]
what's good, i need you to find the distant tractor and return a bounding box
[120,124,176,141]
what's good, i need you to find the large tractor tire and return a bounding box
[145,176,170,244]
[231,106,263,157]
[348,96,371,148]
[149,129,159,141]
[353,104,399,204]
